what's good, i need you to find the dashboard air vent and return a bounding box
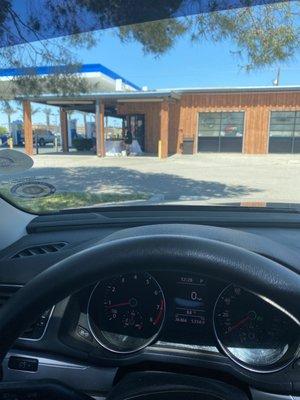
[11,242,67,259]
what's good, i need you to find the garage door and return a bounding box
[269,111,300,153]
[198,112,244,153]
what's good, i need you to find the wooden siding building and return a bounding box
[20,86,300,157]
[117,88,300,156]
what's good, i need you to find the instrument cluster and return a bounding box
[87,271,299,373]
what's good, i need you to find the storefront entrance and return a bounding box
[126,114,145,152]
[198,112,244,153]
[103,113,145,156]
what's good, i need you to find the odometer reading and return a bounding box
[88,272,165,353]
[213,285,298,371]
[173,275,207,326]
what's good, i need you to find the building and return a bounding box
[4,64,299,157]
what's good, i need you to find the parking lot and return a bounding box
[2,152,300,206]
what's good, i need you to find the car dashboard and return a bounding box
[0,207,300,399]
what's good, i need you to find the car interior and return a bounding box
[0,1,299,399]
[0,198,299,399]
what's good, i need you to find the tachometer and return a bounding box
[88,272,165,353]
[213,285,299,372]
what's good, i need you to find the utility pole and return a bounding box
[273,67,280,86]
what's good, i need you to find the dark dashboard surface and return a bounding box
[2,207,300,285]
[0,208,300,395]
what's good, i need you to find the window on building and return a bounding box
[198,112,244,152]
[269,111,300,153]
[199,112,221,137]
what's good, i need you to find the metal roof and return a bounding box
[164,85,300,93]
[17,90,179,102]
[17,85,300,102]
[16,85,300,108]
[14,84,300,117]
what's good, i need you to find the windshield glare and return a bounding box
[0,1,300,214]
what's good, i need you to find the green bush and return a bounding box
[73,137,94,151]
[0,126,8,135]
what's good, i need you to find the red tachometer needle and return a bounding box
[107,301,130,309]
[153,299,164,326]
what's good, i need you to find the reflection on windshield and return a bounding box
[0,1,300,214]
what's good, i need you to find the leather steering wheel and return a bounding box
[0,233,299,362]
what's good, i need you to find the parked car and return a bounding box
[33,129,55,146]
[19,130,61,147]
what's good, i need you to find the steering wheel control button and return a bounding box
[21,308,53,340]
[77,325,93,342]
[8,356,38,372]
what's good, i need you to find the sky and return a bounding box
[86,28,300,90]
[1,11,300,127]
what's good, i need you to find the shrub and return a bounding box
[73,137,94,151]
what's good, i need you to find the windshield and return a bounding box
[0,0,299,214]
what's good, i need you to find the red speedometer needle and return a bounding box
[107,301,130,309]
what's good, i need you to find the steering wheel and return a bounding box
[0,233,299,398]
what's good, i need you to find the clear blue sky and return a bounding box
[2,19,300,127]
[84,27,300,89]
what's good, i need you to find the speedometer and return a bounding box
[213,285,299,372]
[88,272,165,353]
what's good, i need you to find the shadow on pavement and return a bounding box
[2,166,261,202]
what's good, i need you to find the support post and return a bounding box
[23,100,33,156]
[95,99,105,157]
[159,99,169,158]
[60,108,69,153]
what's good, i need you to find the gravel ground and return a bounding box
[1,152,300,205]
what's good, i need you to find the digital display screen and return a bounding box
[172,275,207,327]
[155,271,223,345]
